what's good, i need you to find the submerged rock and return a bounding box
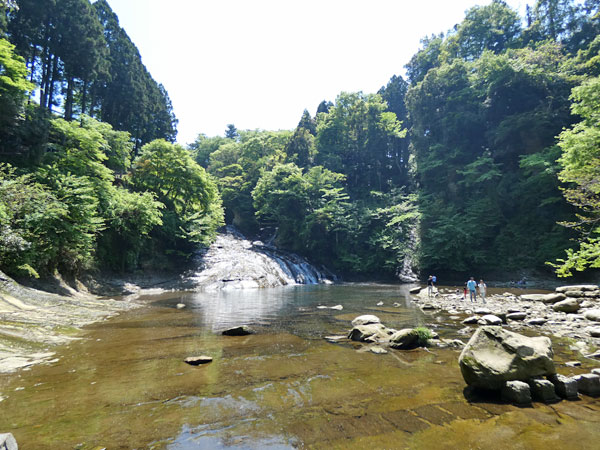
[458,326,555,390]
[184,356,213,366]
[222,325,254,336]
[348,323,392,343]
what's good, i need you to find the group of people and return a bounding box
[464,277,486,303]
[426,275,487,302]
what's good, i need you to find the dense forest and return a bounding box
[1,0,599,281]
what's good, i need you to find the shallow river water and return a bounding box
[1,284,600,449]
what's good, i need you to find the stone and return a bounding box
[495,312,508,324]
[351,315,381,326]
[573,373,600,396]
[348,323,392,343]
[421,304,437,310]
[565,361,581,367]
[507,312,527,321]
[0,434,17,450]
[528,378,560,403]
[527,318,547,326]
[376,301,384,306]
[222,325,253,336]
[507,307,522,313]
[556,285,599,293]
[458,326,556,390]
[549,374,579,399]
[501,380,532,405]
[324,335,347,342]
[462,316,479,324]
[564,291,585,298]
[592,369,600,376]
[552,298,580,313]
[184,355,213,366]
[478,314,503,326]
[176,303,186,309]
[388,328,419,349]
[370,346,388,354]
[584,309,600,322]
[409,286,422,294]
[521,293,566,304]
[474,308,492,315]
[329,305,343,310]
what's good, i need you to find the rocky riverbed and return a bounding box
[412,284,600,357]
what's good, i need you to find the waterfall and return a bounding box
[187,227,335,290]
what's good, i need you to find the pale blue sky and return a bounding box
[104,0,529,144]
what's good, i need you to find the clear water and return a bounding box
[1,284,599,449]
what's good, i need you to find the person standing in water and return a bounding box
[467,277,477,302]
[427,275,434,297]
[478,279,487,303]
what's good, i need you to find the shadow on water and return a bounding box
[1,284,600,449]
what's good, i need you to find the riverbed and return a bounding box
[1,284,599,449]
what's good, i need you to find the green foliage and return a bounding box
[552,76,600,276]
[131,139,224,249]
[414,327,434,346]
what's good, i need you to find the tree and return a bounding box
[225,123,239,140]
[552,76,600,275]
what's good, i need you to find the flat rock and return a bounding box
[553,298,580,313]
[478,314,503,326]
[591,327,600,337]
[501,380,531,405]
[324,335,347,342]
[462,316,479,324]
[222,325,253,336]
[176,303,186,309]
[329,305,343,310]
[584,309,600,322]
[376,301,384,306]
[370,346,388,354]
[549,374,579,399]
[184,356,213,366]
[409,286,422,294]
[458,326,555,391]
[527,318,547,326]
[421,304,437,310]
[474,308,492,315]
[556,285,599,293]
[351,315,381,326]
[0,433,17,450]
[507,312,527,321]
[521,293,566,304]
[565,361,581,367]
[574,373,600,396]
[528,378,560,403]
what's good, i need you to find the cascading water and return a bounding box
[187,227,334,290]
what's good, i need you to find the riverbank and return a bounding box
[412,284,600,357]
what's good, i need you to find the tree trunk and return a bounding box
[81,78,88,118]
[64,76,74,121]
[47,53,60,113]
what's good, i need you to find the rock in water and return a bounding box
[478,314,503,325]
[348,324,391,343]
[573,373,600,396]
[222,325,253,336]
[528,378,559,403]
[176,303,186,309]
[507,312,527,321]
[556,285,599,293]
[388,329,419,349]
[0,433,18,450]
[552,298,580,313]
[351,315,381,326]
[458,326,555,390]
[501,380,531,405]
[409,286,422,294]
[549,374,578,399]
[184,356,213,366]
[520,293,566,304]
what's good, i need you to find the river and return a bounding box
[1,284,599,449]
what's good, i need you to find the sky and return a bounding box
[104,0,530,145]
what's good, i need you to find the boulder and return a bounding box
[552,298,580,313]
[528,378,559,403]
[184,356,213,366]
[501,380,531,405]
[351,315,381,326]
[556,285,599,293]
[507,312,527,321]
[348,323,391,343]
[564,291,585,298]
[409,286,422,294]
[478,314,503,326]
[584,310,600,322]
[222,325,253,336]
[0,434,17,450]
[573,373,600,396]
[389,328,420,349]
[520,293,566,304]
[549,374,579,399]
[458,326,555,390]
